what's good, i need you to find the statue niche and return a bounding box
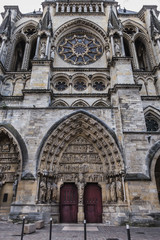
[13,40,25,71]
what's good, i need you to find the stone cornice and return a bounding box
[31,60,52,66]
[22,89,53,96]
[108,84,142,97]
[52,93,109,97]
[123,131,160,135]
[52,67,109,72]
[141,96,160,101]
[125,173,150,181]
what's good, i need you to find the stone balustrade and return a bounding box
[55,2,105,13]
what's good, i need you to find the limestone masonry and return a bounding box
[0,0,160,225]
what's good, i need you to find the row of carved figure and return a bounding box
[38,175,124,204]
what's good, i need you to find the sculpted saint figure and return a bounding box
[52,182,57,202]
[51,46,55,61]
[39,177,47,203]
[114,39,121,57]
[110,178,117,202]
[116,176,123,202]
[40,41,46,59]
[106,178,111,203]
[46,181,52,203]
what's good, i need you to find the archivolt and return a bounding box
[0,124,28,173]
[54,18,107,43]
[0,126,22,174]
[38,111,124,176]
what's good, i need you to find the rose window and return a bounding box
[58,33,103,65]
[55,81,68,91]
[93,81,105,91]
[74,80,87,91]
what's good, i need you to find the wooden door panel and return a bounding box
[60,183,78,223]
[84,184,102,223]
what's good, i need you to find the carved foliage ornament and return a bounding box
[58,32,103,65]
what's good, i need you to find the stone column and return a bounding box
[101,2,104,13]
[157,39,160,52]
[78,182,84,223]
[34,35,41,59]
[21,40,31,70]
[0,38,6,57]
[131,41,139,69]
[45,35,50,58]
[56,2,59,13]
[120,35,125,57]
[110,35,115,56]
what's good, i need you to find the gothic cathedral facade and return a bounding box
[0,0,160,225]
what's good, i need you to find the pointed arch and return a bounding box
[92,100,110,107]
[51,100,69,107]
[144,106,160,132]
[54,18,107,43]
[146,140,160,179]
[36,110,124,176]
[71,100,89,107]
[144,106,160,118]
[0,124,28,173]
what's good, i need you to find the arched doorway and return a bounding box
[155,156,160,201]
[84,183,102,223]
[38,111,124,223]
[0,128,21,214]
[60,183,78,223]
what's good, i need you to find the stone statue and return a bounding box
[51,46,55,61]
[52,182,57,202]
[40,41,46,59]
[89,5,93,12]
[110,178,117,202]
[38,20,42,30]
[116,176,123,202]
[13,179,18,197]
[114,38,121,57]
[106,178,111,203]
[105,44,110,61]
[46,181,52,203]
[39,177,47,203]
[79,182,84,203]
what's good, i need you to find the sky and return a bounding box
[0,0,160,23]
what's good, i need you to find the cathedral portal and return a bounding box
[37,111,125,223]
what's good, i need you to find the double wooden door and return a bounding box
[84,184,102,223]
[60,183,78,223]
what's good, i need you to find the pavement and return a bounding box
[0,221,160,240]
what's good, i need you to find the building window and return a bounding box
[93,81,105,91]
[58,32,103,65]
[55,81,68,91]
[73,80,87,91]
[3,193,8,202]
[145,114,159,131]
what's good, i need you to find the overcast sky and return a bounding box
[0,0,160,23]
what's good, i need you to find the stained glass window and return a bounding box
[55,81,68,91]
[93,81,105,91]
[146,115,159,131]
[58,33,103,65]
[74,80,87,91]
